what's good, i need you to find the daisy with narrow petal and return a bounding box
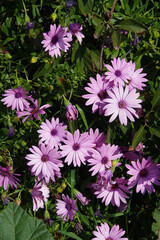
[31,181,49,212]
[25,143,63,183]
[103,85,142,125]
[88,143,123,176]
[105,57,130,86]
[60,129,95,167]
[68,23,85,44]
[41,24,72,58]
[128,60,148,91]
[82,74,110,114]
[56,194,77,221]
[92,222,128,240]
[89,128,106,149]
[37,117,67,149]
[0,166,20,190]
[95,176,130,207]
[1,86,30,111]
[126,157,160,194]
[17,99,51,123]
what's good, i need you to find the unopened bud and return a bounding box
[30,56,37,63]
[51,13,57,22]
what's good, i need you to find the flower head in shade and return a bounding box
[31,181,49,212]
[105,57,130,86]
[25,143,63,183]
[60,129,95,167]
[68,23,85,44]
[87,143,123,176]
[41,24,72,58]
[82,74,110,114]
[38,117,67,149]
[26,22,34,30]
[1,86,30,111]
[128,60,148,91]
[16,99,51,123]
[123,142,145,161]
[104,85,142,125]
[94,173,130,207]
[89,128,106,149]
[92,222,128,240]
[0,166,20,190]
[66,104,78,122]
[126,157,160,194]
[56,194,77,221]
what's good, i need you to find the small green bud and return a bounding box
[61,182,67,190]
[44,209,50,219]
[21,141,27,147]
[57,187,63,193]
[51,13,57,22]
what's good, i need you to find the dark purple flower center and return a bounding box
[98,90,107,100]
[118,100,126,109]
[0,170,9,177]
[30,108,38,115]
[106,238,113,240]
[73,143,80,151]
[41,155,49,162]
[51,129,57,136]
[69,23,81,34]
[115,70,121,77]
[140,168,148,177]
[101,157,108,164]
[66,203,72,210]
[111,183,118,190]
[51,35,58,45]
[15,92,21,98]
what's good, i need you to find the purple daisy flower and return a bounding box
[66,104,78,122]
[1,86,30,111]
[56,194,77,221]
[82,74,110,114]
[95,175,130,207]
[92,222,128,240]
[16,99,50,123]
[60,129,95,167]
[87,143,123,176]
[128,60,148,91]
[0,166,20,190]
[126,157,160,194]
[25,143,63,183]
[32,181,49,211]
[105,57,130,86]
[68,23,85,44]
[89,128,106,149]
[41,24,72,58]
[37,117,67,149]
[123,142,145,161]
[103,85,142,125]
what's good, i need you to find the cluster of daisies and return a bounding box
[1,57,159,239]
[83,57,148,125]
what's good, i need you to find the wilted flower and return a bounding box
[41,24,72,58]
[0,166,20,190]
[26,22,34,30]
[56,194,77,221]
[8,127,16,137]
[66,104,78,121]
[68,23,85,44]
[74,189,90,205]
[66,0,77,10]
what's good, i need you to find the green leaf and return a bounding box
[77,212,90,227]
[117,19,146,33]
[78,0,94,15]
[94,23,105,39]
[60,230,83,240]
[71,169,76,199]
[112,30,121,50]
[151,85,160,109]
[152,209,160,235]
[149,126,160,138]
[90,50,100,70]
[76,104,88,130]
[0,202,53,240]
[131,125,147,149]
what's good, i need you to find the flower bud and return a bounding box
[66,104,78,122]
[15,198,21,206]
[51,13,57,22]
[57,187,63,193]
[44,209,50,219]
[30,56,37,63]
[61,182,67,190]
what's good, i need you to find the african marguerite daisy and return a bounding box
[41,24,72,58]
[68,23,85,44]
[56,194,77,221]
[126,157,160,194]
[103,85,142,125]
[89,128,106,149]
[82,74,110,114]
[92,222,128,240]
[87,143,123,176]
[37,117,67,149]
[0,166,20,190]
[1,86,30,111]
[60,129,95,167]
[105,57,130,86]
[16,99,50,123]
[31,181,49,212]
[25,143,63,183]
